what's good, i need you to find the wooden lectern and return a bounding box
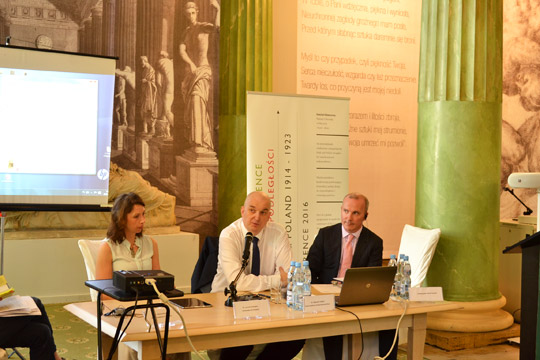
[503,231,540,359]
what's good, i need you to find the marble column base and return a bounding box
[148,138,174,179]
[122,128,137,164]
[176,148,218,207]
[427,296,514,332]
[135,135,151,170]
[116,125,128,151]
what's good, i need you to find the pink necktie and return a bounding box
[338,234,355,278]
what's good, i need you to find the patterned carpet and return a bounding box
[11,303,409,360]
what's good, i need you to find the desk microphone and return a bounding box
[504,186,533,215]
[242,232,253,261]
[224,231,262,306]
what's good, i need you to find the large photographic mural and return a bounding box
[501,0,540,218]
[0,0,220,239]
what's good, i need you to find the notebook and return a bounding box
[335,266,397,306]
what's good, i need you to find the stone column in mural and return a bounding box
[114,0,137,158]
[102,0,115,57]
[173,0,220,207]
[134,0,163,170]
[416,0,513,331]
[79,19,91,54]
[0,9,9,41]
[218,0,273,228]
[91,7,103,55]
[115,1,137,71]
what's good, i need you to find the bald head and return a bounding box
[241,191,271,234]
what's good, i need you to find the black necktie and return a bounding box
[251,236,260,276]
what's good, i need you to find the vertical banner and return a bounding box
[247,92,349,259]
[273,0,422,255]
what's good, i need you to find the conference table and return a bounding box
[65,291,460,360]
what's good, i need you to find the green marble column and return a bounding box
[218,0,273,230]
[416,0,502,301]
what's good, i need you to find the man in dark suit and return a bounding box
[307,192,397,360]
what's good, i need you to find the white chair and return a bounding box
[78,239,106,301]
[398,224,441,288]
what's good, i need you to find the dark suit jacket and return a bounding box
[307,223,383,284]
[306,224,395,360]
[191,236,219,293]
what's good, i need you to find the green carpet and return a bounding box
[11,303,410,359]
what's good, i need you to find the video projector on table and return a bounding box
[113,270,175,296]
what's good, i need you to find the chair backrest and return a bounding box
[78,239,106,301]
[191,236,219,294]
[398,224,441,288]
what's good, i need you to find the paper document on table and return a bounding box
[312,284,341,294]
[0,295,41,317]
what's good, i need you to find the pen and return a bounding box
[257,293,271,298]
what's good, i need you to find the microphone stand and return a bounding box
[223,253,263,307]
[224,257,250,307]
[504,187,533,215]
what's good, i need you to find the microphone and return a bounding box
[504,186,533,215]
[242,232,253,261]
[224,231,262,306]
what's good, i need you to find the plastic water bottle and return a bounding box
[388,254,397,267]
[302,260,311,297]
[402,256,411,300]
[292,262,304,311]
[388,254,398,300]
[395,254,405,298]
[286,260,295,307]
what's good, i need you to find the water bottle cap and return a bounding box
[290,260,295,265]
[303,260,309,265]
[390,254,396,259]
[405,255,409,261]
[295,262,301,267]
[399,254,405,259]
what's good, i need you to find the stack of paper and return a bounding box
[0,295,41,317]
[0,275,14,300]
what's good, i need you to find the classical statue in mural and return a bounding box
[114,70,128,126]
[140,55,158,136]
[115,66,136,129]
[156,51,175,138]
[179,0,220,153]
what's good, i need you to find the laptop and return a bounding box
[335,266,397,306]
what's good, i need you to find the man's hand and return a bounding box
[279,266,288,286]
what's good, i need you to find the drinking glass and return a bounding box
[270,277,283,304]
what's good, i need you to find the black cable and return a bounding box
[337,306,364,360]
[110,289,139,360]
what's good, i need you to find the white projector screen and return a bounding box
[0,45,116,210]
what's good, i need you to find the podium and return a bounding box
[503,231,540,359]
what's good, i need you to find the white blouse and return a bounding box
[107,234,154,271]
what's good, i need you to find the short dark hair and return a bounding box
[107,192,145,244]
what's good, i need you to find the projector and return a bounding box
[508,173,540,189]
[113,270,175,294]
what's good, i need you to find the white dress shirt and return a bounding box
[211,218,292,293]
